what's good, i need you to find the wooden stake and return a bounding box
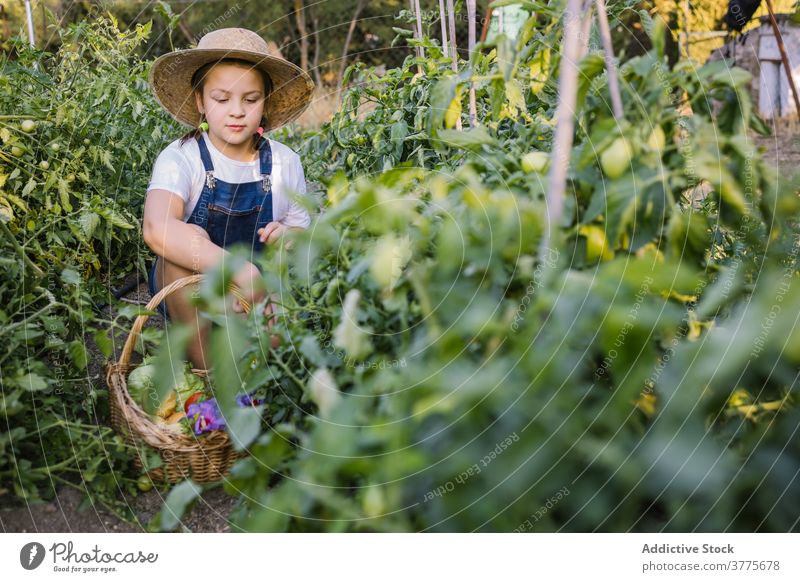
[410,0,424,74]
[413,0,425,60]
[480,6,493,43]
[467,0,477,127]
[541,0,584,261]
[594,0,623,121]
[446,0,458,67]
[446,0,462,129]
[764,0,800,119]
[578,0,594,59]
[438,0,449,55]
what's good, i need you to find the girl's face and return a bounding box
[194,63,266,157]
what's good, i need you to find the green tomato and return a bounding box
[362,485,386,518]
[20,119,36,133]
[50,142,61,152]
[580,224,614,262]
[83,138,90,145]
[647,126,666,152]
[521,151,549,173]
[39,160,50,170]
[10,146,24,157]
[600,137,632,179]
[136,474,154,492]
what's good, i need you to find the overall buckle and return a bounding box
[205,171,216,190]
[262,174,271,191]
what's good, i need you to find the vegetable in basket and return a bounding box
[127,357,209,418]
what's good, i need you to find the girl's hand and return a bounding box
[231,262,265,311]
[263,300,282,349]
[232,296,281,348]
[258,222,286,244]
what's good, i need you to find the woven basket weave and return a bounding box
[104,274,250,483]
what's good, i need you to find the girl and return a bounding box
[142,28,315,369]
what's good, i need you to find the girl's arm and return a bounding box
[143,189,264,303]
[143,189,227,273]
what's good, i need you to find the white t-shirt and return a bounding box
[147,132,311,228]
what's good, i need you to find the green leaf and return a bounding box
[390,120,408,158]
[12,372,49,392]
[577,53,606,109]
[160,480,202,531]
[505,78,526,117]
[22,178,37,197]
[226,408,262,452]
[151,325,193,411]
[79,212,101,239]
[58,179,73,213]
[93,328,113,359]
[490,0,544,10]
[437,127,497,151]
[100,149,114,171]
[300,335,327,367]
[428,75,460,134]
[211,317,257,451]
[108,209,134,229]
[696,264,745,319]
[61,268,81,285]
[711,67,752,89]
[68,340,88,371]
[0,199,12,223]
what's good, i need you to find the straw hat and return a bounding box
[149,28,315,132]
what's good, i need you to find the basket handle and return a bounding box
[118,274,251,368]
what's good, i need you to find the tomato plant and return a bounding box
[0,17,176,515]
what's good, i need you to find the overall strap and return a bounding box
[258,136,273,192]
[196,134,217,190]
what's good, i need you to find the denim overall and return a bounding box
[147,134,274,320]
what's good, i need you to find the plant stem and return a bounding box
[0,218,44,279]
[269,348,306,389]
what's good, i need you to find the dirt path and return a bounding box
[0,485,239,533]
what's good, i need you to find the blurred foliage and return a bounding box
[150,4,800,532]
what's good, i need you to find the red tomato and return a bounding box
[184,392,204,414]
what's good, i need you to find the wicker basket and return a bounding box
[104,274,251,483]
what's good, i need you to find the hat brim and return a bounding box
[148,48,315,132]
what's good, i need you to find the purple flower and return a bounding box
[186,399,226,435]
[236,392,264,407]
